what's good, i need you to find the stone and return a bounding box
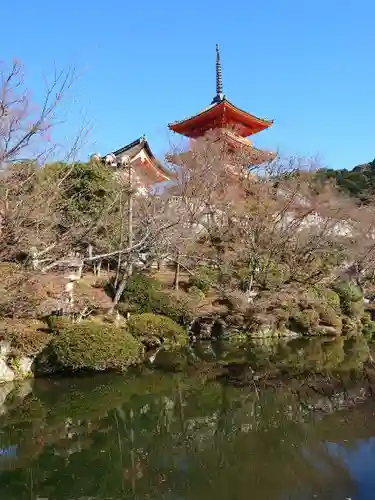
[18,356,33,378]
[314,325,341,336]
[0,341,11,357]
[0,382,15,415]
[15,380,33,399]
[0,359,14,383]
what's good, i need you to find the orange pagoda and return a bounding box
[168,45,275,164]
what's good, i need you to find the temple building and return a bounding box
[93,136,173,193]
[168,45,275,165]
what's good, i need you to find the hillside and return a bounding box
[317,159,375,203]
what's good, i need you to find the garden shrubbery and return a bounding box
[38,320,143,372]
[332,280,364,318]
[128,313,187,348]
[188,266,217,295]
[0,263,62,319]
[118,273,195,325]
[0,319,51,356]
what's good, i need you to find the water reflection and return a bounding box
[0,337,374,499]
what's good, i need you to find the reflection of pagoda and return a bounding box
[168,45,275,165]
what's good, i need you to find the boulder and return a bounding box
[0,359,14,383]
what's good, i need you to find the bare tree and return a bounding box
[165,132,361,304]
[0,59,77,167]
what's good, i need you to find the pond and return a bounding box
[1,337,375,499]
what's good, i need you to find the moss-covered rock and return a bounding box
[150,347,189,372]
[128,313,188,348]
[317,305,342,329]
[342,316,362,336]
[36,321,143,373]
[312,286,341,313]
[332,280,364,318]
[360,312,375,340]
[342,299,364,318]
[333,280,363,303]
[290,309,320,333]
[188,286,206,301]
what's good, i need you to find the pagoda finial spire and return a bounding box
[212,44,224,104]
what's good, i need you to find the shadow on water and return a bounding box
[0,337,375,499]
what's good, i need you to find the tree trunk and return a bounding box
[114,254,122,290]
[173,253,181,291]
[110,271,129,314]
[96,259,102,277]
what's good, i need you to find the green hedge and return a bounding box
[119,273,194,324]
[39,321,143,372]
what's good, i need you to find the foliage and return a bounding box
[119,273,194,324]
[317,306,342,329]
[342,300,364,318]
[0,319,51,356]
[40,321,143,372]
[188,267,217,295]
[43,315,71,332]
[332,280,363,303]
[332,280,364,317]
[290,309,320,333]
[243,285,347,336]
[316,160,375,203]
[128,313,187,348]
[255,261,291,290]
[0,263,63,318]
[360,313,375,340]
[53,161,117,218]
[73,279,112,314]
[313,286,341,313]
[120,273,162,300]
[188,285,206,301]
[220,290,250,314]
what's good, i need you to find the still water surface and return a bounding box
[0,338,375,499]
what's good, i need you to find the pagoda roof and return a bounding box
[167,135,275,167]
[222,132,276,164]
[106,137,173,181]
[168,97,273,139]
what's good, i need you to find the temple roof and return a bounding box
[106,137,173,181]
[168,97,273,138]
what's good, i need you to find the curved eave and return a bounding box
[168,99,273,138]
[141,140,175,180]
[138,153,174,183]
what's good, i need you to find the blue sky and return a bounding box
[2,0,375,169]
